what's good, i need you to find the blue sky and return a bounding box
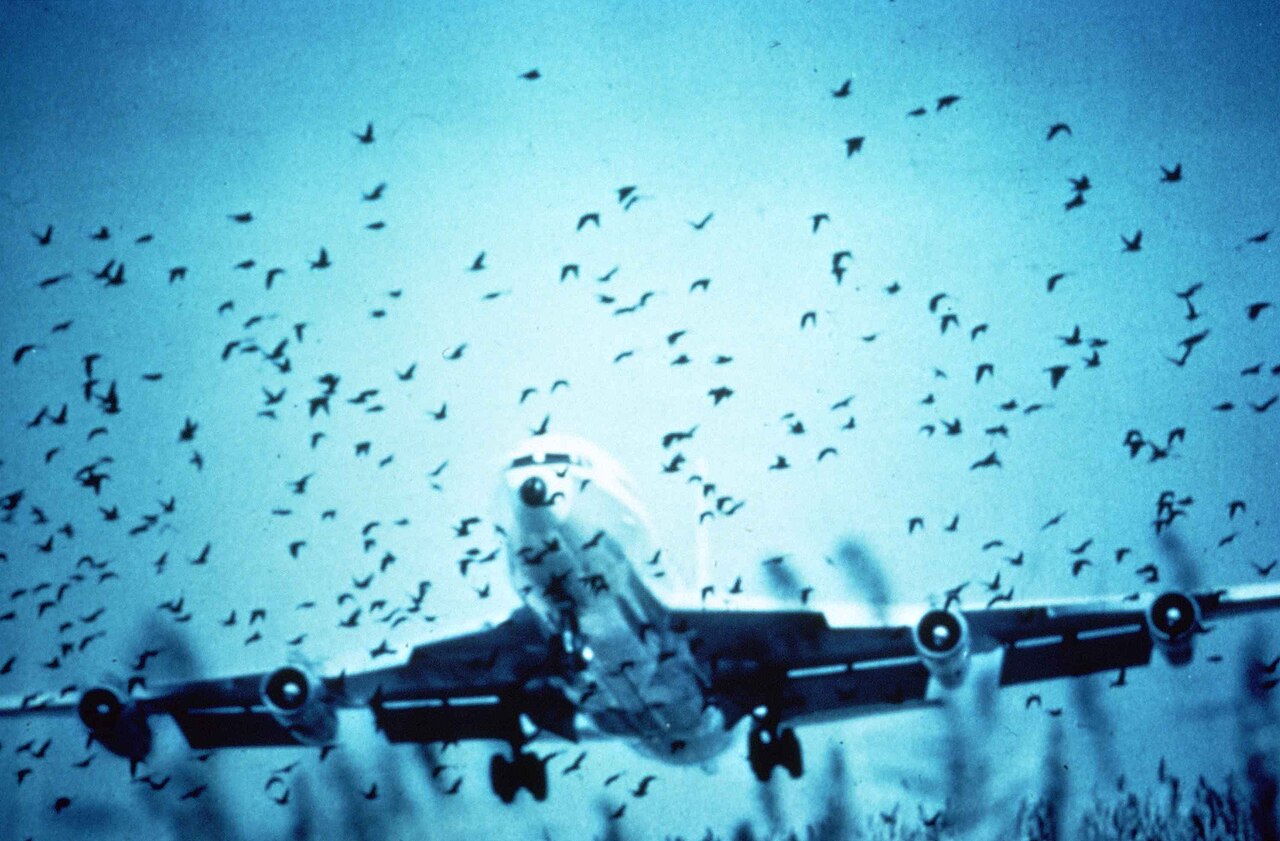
[2,1,1279,838]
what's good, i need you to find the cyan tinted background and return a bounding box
[2,1,1278,838]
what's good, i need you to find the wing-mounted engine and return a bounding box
[78,686,151,770]
[260,665,338,745]
[913,608,970,689]
[1146,591,1201,666]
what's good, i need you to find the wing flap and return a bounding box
[777,658,934,725]
[172,709,301,749]
[999,623,1152,685]
[374,696,520,744]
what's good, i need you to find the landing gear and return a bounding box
[489,749,547,803]
[748,722,803,782]
[557,614,590,673]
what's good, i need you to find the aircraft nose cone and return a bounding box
[519,476,548,507]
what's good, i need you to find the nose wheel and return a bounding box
[490,749,548,803]
[747,723,803,782]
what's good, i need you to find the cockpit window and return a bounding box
[507,452,591,470]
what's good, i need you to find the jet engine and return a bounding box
[260,665,338,744]
[913,608,970,689]
[78,686,151,768]
[1146,590,1200,666]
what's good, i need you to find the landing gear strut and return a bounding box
[747,720,803,782]
[489,749,547,803]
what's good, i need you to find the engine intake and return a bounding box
[78,686,151,768]
[913,608,970,689]
[1147,590,1200,666]
[260,665,337,744]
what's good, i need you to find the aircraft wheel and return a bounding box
[490,753,517,804]
[778,728,803,779]
[523,752,548,802]
[747,726,775,782]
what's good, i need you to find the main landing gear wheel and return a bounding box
[490,750,548,803]
[747,724,804,782]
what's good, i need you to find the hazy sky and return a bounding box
[2,1,1279,838]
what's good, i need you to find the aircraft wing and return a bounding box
[0,607,568,761]
[673,582,1280,727]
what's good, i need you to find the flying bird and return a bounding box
[354,123,374,144]
[970,451,1001,470]
[1246,302,1272,320]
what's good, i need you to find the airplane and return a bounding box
[3,433,1280,803]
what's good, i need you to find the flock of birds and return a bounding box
[1,61,1277,838]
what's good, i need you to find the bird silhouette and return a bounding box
[354,123,374,144]
[708,386,733,405]
[1047,122,1071,140]
[970,451,1001,470]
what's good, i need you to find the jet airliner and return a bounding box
[3,434,1279,803]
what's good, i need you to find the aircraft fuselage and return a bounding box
[502,436,731,763]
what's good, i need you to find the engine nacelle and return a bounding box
[913,608,971,689]
[78,686,152,768]
[1147,590,1200,666]
[260,665,338,745]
